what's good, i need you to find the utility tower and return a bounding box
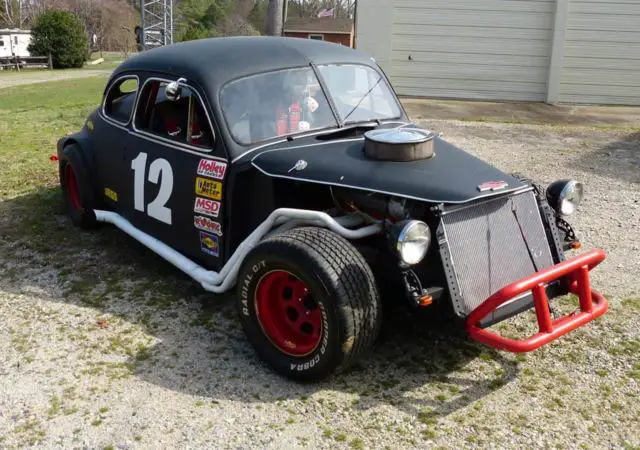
[139,0,173,51]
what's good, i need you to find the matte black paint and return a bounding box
[251,136,527,204]
[109,37,409,160]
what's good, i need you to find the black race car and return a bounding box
[56,36,608,381]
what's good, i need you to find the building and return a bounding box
[283,18,355,48]
[0,29,32,59]
[355,0,640,106]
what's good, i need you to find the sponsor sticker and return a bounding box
[194,197,220,218]
[195,177,222,200]
[199,231,219,257]
[477,180,508,192]
[194,215,222,236]
[104,187,118,202]
[197,159,227,180]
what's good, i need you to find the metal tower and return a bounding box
[140,0,173,50]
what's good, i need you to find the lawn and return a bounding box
[0,78,638,449]
[0,76,106,199]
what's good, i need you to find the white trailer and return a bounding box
[0,29,32,59]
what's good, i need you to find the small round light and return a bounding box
[391,220,431,265]
[547,180,584,216]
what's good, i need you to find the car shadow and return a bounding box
[572,131,640,184]
[0,187,519,420]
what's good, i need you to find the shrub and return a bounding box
[28,9,88,69]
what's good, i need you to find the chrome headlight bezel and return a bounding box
[546,179,584,216]
[389,220,432,265]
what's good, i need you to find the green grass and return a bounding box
[0,76,107,200]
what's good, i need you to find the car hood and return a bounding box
[251,135,526,204]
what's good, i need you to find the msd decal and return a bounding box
[194,197,220,218]
[194,215,223,236]
[199,231,219,257]
[197,159,227,180]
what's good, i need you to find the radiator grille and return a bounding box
[438,189,554,317]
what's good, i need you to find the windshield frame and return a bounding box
[217,62,404,148]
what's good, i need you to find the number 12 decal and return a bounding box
[131,152,174,225]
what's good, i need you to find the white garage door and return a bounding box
[558,0,640,105]
[381,0,556,101]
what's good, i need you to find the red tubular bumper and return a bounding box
[466,248,608,353]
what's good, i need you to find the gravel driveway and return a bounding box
[0,119,638,449]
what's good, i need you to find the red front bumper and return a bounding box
[466,248,608,353]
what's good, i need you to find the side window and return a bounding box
[0,40,4,47]
[134,79,214,150]
[104,77,139,124]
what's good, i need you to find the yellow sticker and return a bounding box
[86,120,94,131]
[104,187,118,202]
[195,177,222,200]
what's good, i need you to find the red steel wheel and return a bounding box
[64,163,81,211]
[255,270,323,357]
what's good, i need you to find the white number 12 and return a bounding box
[131,152,174,225]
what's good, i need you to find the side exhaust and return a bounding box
[93,208,382,294]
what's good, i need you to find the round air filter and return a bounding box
[363,127,435,161]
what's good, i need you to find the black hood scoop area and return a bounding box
[251,136,527,204]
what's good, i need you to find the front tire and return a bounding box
[236,227,382,381]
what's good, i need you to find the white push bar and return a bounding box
[93,208,382,294]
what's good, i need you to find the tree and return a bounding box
[28,9,88,68]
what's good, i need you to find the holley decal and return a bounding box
[197,159,227,180]
[194,197,220,218]
[194,215,222,236]
[195,177,222,200]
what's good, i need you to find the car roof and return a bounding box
[113,36,378,94]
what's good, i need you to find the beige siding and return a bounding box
[389,0,555,101]
[354,0,394,73]
[559,0,640,105]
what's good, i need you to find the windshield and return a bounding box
[219,67,338,145]
[317,64,401,124]
[219,64,401,145]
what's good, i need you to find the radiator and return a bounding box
[437,188,555,318]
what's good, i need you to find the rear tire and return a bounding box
[236,226,382,381]
[59,144,98,230]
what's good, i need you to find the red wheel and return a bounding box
[58,144,98,229]
[237,227,382,381]
[64,163,81,211]
[255,270,323,356]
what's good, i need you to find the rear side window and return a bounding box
[134,79,214,150]
[0,40,4,47]
[103,77,139,124]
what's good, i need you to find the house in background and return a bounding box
[0,29,32,59]
[283,18,355,48]
[355,0,640,106]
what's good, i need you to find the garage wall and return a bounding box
[388,0,556,101]
[558,0,640,105]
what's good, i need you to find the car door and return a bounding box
[95,74,141,215]
[125,76,229,269]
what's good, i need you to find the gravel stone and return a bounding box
[1,119,638,449]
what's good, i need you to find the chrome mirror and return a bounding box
[166,77,187,101]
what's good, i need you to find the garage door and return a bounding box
[558,0,640,105]
[387,0,556,101]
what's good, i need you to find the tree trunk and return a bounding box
[265,0,283,36]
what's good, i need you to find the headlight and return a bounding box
[546,179,584,216]
[389,220,431,265]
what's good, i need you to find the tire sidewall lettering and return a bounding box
[240,257,336,374]
[240,260,267,317]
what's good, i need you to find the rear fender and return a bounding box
[56,118,101,204]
